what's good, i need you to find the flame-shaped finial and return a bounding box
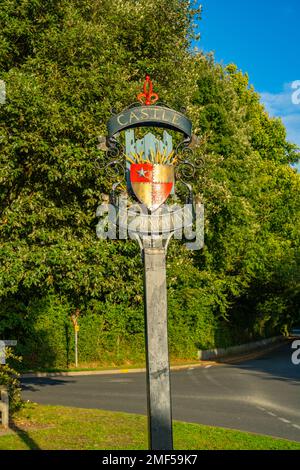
[137,75,159,106]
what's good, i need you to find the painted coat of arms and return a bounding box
[106,75,193,213]
[128,146,176,212]
[130,162,174,212]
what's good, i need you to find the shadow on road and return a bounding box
[22,378,76,392]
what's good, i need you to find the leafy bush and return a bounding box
[0,348,22,412]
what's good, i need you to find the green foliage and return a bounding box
[187,60,300,340]
[0,1,299,367]
[0,349,22,412]
[0,294,146,368]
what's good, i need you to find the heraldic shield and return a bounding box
[130,163,174,212]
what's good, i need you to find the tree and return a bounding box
[0,0,299,367]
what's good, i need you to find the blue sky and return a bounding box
[195,0,300,151]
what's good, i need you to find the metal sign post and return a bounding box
[98,76,204,450]
[143,245,173,449]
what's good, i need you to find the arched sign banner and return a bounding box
[107,105,192,140]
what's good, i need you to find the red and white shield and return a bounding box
[130,163,174,212]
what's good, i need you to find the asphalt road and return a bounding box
[21,341,300,442]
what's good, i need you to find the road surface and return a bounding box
[21,341,300,441]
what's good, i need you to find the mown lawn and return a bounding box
[0,403,299,450]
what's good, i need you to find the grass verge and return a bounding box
[0,403,299,450]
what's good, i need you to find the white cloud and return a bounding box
[260,82,300,147]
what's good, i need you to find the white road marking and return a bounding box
[205,365,212,369]
[253,399,300,418]
[257,406,266,412]
[278,418,291,424]
[256,406,299,430]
